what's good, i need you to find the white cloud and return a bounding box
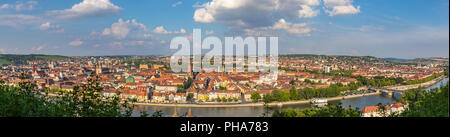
[271,19,312,36]
[245,19,313,36]
[172,1,183,7]
[138,34,156,39]
[39,22,64,33]
[126,40,154,46]
[32,45,45,51]
[0,14,42,27]
[102,18,147,39]
[276,0,320,19]
[0,4,9,9]
[192,1,204,8]
[0,1,38,11]
[193,0,361,36]
[160,40,167,44]
[69,40,84,46]
[48,0,121,20]
[109,40,154,47]
[298,5,319,18]
[359,25,384,32]
[193,0,320,35]
[194,0,321,23]
[153,26,186,34]
[323,0,360,16]
[205,30,214,35]
[39,22,52,30]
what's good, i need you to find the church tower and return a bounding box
[96,62,102,75]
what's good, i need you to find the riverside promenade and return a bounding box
[134,76,448,108]
[384,76,447,91]
[133,91,381,108]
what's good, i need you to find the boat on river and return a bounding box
[310,98,328,104]
[277,102,283,107]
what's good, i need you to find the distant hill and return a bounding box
[281,54,387,63]
[412,57,449,62]
[0,54,69,65]
[382,58,411,62]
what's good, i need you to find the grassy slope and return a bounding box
[0,54,68,65]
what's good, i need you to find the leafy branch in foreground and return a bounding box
[398,82,449,117]
[0,73,160,117]
[51,74,135,117]
[272,103,361,117]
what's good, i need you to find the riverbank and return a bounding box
[133,91,382,108]
[134,76,447,108]
[134,78,448,117]
[385,76,447,91]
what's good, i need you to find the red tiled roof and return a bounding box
[362,106,379,113]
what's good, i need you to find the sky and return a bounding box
[0,0,448,59]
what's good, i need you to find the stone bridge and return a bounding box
[370,88,407,98]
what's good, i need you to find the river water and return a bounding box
[134,78,448,117]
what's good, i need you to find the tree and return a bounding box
[399,82,449,117]
[301,87,315,99]
[272,103,361,117]
[151,110,164,117]
[279,90,290,102]
[263,93,272,103]
[177,85,185,93]
[219,86,227,90]
[304,79,313,84]
[403,72,444,85]
[184,78,194,89]
[289,80,295,85]
[290,87,300,100]
[376,103,389,117]
[271,90,282,102]
[0,74,139,117]
[250,92,261,103]
[187,93,194,101]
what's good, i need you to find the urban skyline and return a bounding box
[0,0,448,59]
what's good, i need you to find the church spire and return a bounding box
[172,107,179,117]
[187,108,193,117]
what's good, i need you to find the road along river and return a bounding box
[133,78,448,117]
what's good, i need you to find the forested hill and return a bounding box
[0,54,69,65]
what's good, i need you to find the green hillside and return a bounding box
[0,54,69,65]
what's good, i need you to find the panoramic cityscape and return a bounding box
[0,0,449,119]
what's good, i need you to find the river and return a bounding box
[134,78,448,117]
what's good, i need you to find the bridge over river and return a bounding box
[370,76,447,98]
[369,88,406,98]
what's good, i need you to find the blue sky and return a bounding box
[0,0,448,59]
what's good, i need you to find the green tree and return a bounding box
[290,87,300,100]
[272,103,361,117]
[271,90,282,102]
[187,93,194,101]
[0,74,138,117]
[250,92,261,103]
[279,90,290,102]
[151,110,164,117]
[263,93,272,103]
[399,82,449,117]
